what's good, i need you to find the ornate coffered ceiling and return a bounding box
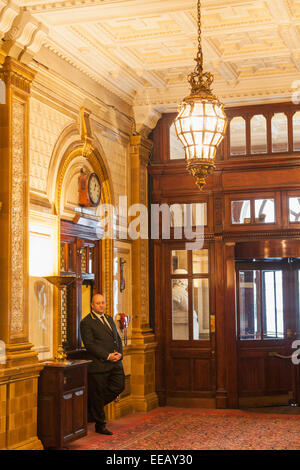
[2,0,300,114]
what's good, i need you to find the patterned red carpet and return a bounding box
[68,407,300,450]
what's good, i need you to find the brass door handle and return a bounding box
[269,351,293,359]
[287,330,300,338]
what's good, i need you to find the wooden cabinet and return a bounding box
[37,360,90,449]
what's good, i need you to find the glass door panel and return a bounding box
[262,270,284,339]
[172,278,189,340]
[192,249,208,274]
[171,250,188,274]
[237,265,287,340]
[238,270,261,340]
[193,278,209,340]
[170,248,210,341]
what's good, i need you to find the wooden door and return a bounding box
[156,242,216,407]
[60,220,102,353]
[236,259,300,407]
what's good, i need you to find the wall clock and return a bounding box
[79,171,101,207]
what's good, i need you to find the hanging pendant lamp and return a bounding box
[174,0,227,190]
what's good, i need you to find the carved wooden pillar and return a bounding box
[129,135,158,412]
[0,57,43,450]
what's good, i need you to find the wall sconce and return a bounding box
[77,239,85,257]
[77,247,84,256]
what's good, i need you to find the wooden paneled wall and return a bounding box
[149,102,300,408]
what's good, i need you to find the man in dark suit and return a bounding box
[80,293,125,435]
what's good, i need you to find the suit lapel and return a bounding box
[92,312,114,337]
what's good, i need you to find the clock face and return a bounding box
[88,173,101,206]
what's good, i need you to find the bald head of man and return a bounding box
[91,294,106,315]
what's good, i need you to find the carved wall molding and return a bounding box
[10,99,26,336]
[133,105,162,138]
[223,231,300,241]
[0,3,48,64]
[0,1,19,37]
[0,56,35,95]
[29,58,133,138]
[0,57,35,347]
[26,0,130,13]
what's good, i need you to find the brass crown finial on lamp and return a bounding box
[174,0,228,190]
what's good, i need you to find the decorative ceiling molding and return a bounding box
[0,2,48,62]
[0,0,19,35]
[133,104,161,137]
[3,0,300,109]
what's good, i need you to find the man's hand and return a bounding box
[107,352,122,362]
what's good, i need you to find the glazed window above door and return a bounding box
[231,198,275,225]
[171,249,209,341]
[289,197,300,222]
[170,203,207,228]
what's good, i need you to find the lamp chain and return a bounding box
[174,0,228,192]
[196,0,203,73]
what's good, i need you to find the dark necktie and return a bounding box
[100,314,112,330]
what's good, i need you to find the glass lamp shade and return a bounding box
[174,98,227,161]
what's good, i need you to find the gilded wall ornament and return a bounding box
[10,100,25,335]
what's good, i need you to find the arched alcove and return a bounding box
[40,120,116,362]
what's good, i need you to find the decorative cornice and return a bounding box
[133,105,162,137]
[0,3,48,64]
[0,0,19,37]
[43,41,136,105]
[25,0,131,13]
[223,231,300,241]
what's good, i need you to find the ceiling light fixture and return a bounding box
[174,0,227,190]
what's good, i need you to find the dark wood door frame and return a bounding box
[155,240,216,407]
[232,239,300,407]
[60,219,103,352]
[224,242,239,408]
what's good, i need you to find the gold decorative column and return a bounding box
[130,135,158,412]
[0,57,43,450]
